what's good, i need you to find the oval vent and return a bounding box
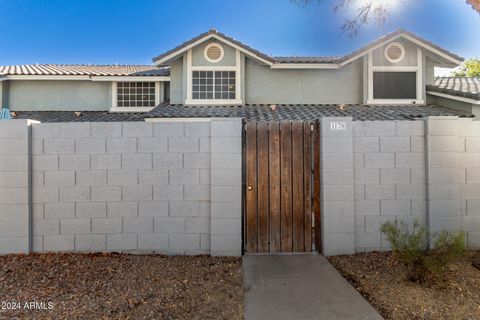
[205,43,223,63]
[385,42,405,63]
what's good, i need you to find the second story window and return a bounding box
[192,71,236,100]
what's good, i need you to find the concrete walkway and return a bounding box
[243,255,383,320]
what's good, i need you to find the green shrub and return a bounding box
[380,220,466,282]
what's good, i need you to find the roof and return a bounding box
[427,77,480,101]
[339,29,464,65]
[11,104,471,122]
[153,29,276,65]
[153,28,464,67]
[0,64,170,77]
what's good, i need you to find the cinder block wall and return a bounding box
[13,119,242,256]
[0,120,34,254]
[352,120,427,252]
[426,117,480,247]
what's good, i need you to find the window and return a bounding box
[373,72,416,99]
[192,71,236,100]
[384,42,405,63]
[117,82,156,107]
[204,43,224,63]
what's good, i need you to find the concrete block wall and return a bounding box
[24,119,241,255]
[210,119,242,256]
[0,120,35,254]
[352,120,427,252]
[320,118,355,255]
[426,117,480,247]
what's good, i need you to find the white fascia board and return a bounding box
[185,99,243,105]
[110,107,155,112]
[145,118,211,122]
[340,33,463,67]
[153,34,274,67]
[6,75,92,80]
[366,99,425,105]
[427,91,480,105]
[91,76,170,82]
[270,63,341,69]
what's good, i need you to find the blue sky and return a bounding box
[0,0,479,66]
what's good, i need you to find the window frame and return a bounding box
[366,48,424,105]
[111,81,160,112]
[185,48,242,105]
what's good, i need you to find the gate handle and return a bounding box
[248,185,253,191]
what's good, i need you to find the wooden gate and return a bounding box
[243,120,321,253]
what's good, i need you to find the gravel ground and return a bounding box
[0,253,242,320]
[328,251,480,320]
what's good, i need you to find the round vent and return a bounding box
[204,43,224,63]
[384,42,405,63]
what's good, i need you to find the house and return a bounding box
[0,29,477,117]
[0,29,479,257]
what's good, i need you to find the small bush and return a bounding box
[380,220,466,282]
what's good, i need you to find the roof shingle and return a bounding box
[0,64,170,77]
[427,77,480,101]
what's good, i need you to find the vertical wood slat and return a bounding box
[268,122,281,252]
[256,122,269,252]
[291,122,304,252]
[313,121,322,253]
[245,121,258,253]
[303,121,313,252]
[280,122,293,252]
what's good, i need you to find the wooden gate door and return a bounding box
[243,120,321,253]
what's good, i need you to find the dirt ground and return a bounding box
[328,251,480,320]
[0,253,242,320]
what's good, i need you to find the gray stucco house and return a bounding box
[0,29,479,257]
[0,29,478,116]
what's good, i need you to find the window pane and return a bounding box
[116,82,156,107]
[373,72,416,99]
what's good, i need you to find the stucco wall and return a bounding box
[8,80,112,111]
[170,58,184,104]
[245,59,364,104]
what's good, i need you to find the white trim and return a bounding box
[368,52,373,103]
[384,42,405,63]
[110,107,155,113]
[416,48,423,101]
[111,82,117,108]
[5,75,92,81]
[367,99,425,105]
[191,66,237,71]
[204,43,224,63]
[185,99,242,105]
[153,33,274,66]
[371,66,418,72]
[186,49,193,101]
[4,75,170,82]
[91,76,170,82]
[0,77,7,82]
[270,63,341,69]
[235,49,241,102]
[145,118,212,122]
[341,33,463,67]
[155,82,161,105]
[427,91,480,105]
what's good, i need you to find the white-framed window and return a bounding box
[192,70,236,100]
[117,82,156,107]
[204,43,224,63]
[367,47,424,105]
[111,81,160,112]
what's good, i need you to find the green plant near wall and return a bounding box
[380,220,466,282]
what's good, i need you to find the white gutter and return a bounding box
[427,91,480,105]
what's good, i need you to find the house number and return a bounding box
[330,121,346,131]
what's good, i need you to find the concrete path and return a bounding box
[243,255,383,320]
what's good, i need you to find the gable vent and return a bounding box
[384,42,405,63]
[205,43,224,63]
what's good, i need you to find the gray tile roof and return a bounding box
[153,29,463,66]
[427,77,480,101]
[153,29,277,64]
[11,104,471,123]
[146,104,471,121]
[0,64,170,77]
